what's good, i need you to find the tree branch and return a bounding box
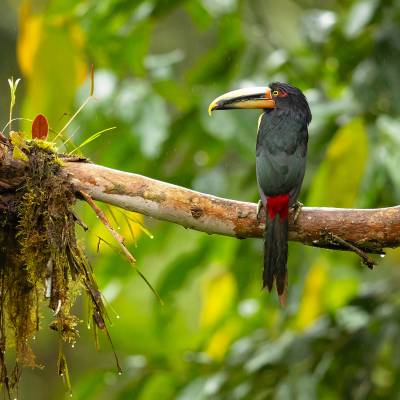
[1,140,398,255]
[65,161,400,254]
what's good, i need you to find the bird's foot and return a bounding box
[256,199,264,220]
[291,201,303,224]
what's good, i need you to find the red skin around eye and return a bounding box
[279,91,288,98]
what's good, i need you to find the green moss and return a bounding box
[29,138,58,153]
[0,141,110,394]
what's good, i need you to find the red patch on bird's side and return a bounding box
[32,114,49,140]
[267,194,289,222]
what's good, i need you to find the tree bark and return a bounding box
[65,161,400,254]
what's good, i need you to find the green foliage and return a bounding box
[194,277,400,400]
[308,118,368,207]
[1,0,400,398]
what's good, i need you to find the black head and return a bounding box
[268,82,312,125]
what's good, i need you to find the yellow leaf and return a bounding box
[295,260,327,329]
[308,118,368,207]
[10,131,27,148]
[17,2,43,77]
[12,146,28,162]
[205,320,239,360]
[87,209,144,254]
[18,4,87,133]
[200,271,236,328]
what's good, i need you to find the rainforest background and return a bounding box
[1,0,400,399]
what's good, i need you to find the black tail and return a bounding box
[263,215,288,301]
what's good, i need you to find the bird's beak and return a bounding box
[208,86,275,116]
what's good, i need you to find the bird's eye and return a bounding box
[272,90,279,97]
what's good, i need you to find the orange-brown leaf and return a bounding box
[32,114,48,140]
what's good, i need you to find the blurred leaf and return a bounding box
[185,1,213,30]
[19,3,86,131]
[145,49,185,80]
[307,118,368,207]
[177,372,227,400]
[114,79,171,159]
[344,0,378,38]
[153,80,191,110]
[138,372,175,400]
[302,10,337,44]
[205,320,239,360]
[157,239,211,301]
[324,275,359,310]
[187,15,244,84]
[176,378,209,400]
[135,91,170,158]
[200,271,236,328]
[72,371,106,400]
[335,305,370,332]
[275,374,317,400]
[245,332,295,372]
[150,0,186,18]
[200,0,237,17]
[119,21,152,76]
[295,260,327,330]
[376,115,400,200]
[17,2,43,77]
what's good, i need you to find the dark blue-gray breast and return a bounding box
[256,110,308,203]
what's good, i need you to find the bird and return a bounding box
[208,83,312,304]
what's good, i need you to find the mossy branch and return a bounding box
[64,161,400,256]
